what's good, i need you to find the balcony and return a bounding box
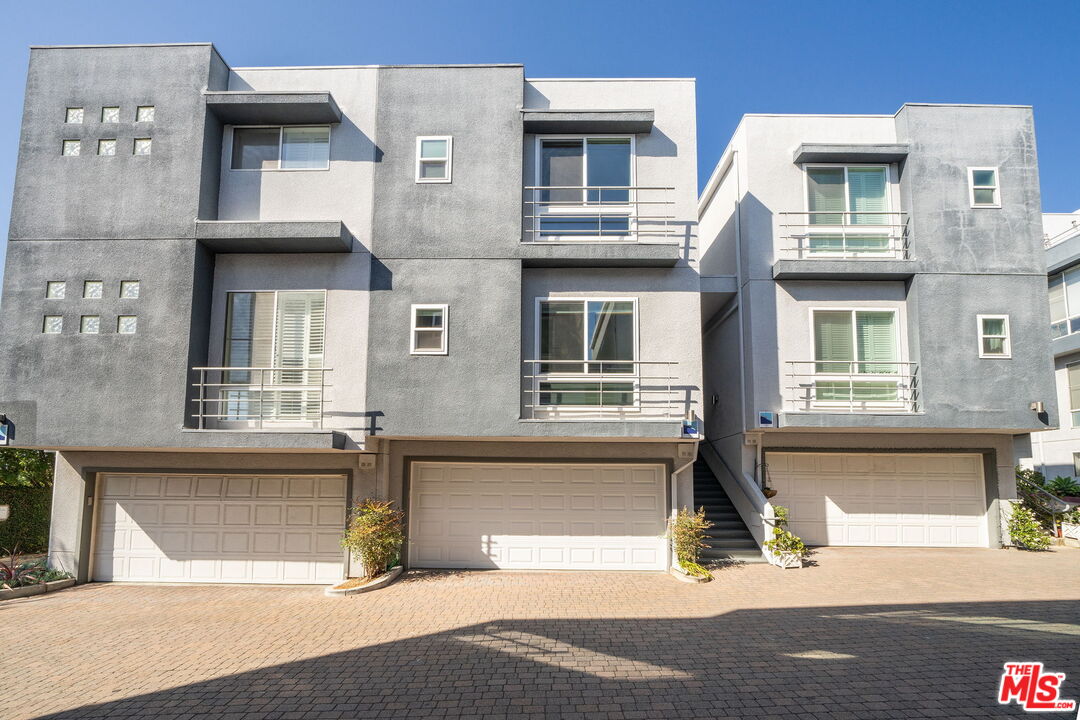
[784,361,919,414]
[191,366,332,430]
[521,186,681,267]
[522,360,682,421]
[773,211,915,280]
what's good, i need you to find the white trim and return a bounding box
[806,307,905,410]
[415,136,453,184]
[977,314,1011,358]
[410,304,449,355]
[968,166,1001,208]
[228,125,331,172]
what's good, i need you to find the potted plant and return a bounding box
[762,487,777,499]
[763,505,809,569]
[668,506,712,581]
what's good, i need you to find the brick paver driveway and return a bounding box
[3,547,1079,719]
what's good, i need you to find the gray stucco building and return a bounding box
[698,105,1056,551]
[0,44,703,582]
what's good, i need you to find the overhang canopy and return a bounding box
[793,143,910,164]
[522,109,654,134]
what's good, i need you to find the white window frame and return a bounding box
[228,125,331,172]
[531,296,640,413]
[968,167,1001,208]
[415,136,453,184]
[977,314,1011,358]
[410,304,448,355]
[805,307,906,411]
[532,135,637,242]
[799,164,900,258]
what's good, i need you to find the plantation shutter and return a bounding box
[814,311,854,372]
[847,167,887,225]
[1049,275,1067,324]
[280,127,329,169]
[807,168,845,225]
[275,292,325,374]
[1068,364,1080,411]
[856,311,897,374]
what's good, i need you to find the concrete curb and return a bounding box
[0,577,75,601]
[324,566,404,597]
[669,566,711,583]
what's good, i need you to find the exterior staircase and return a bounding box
[692,458,765,563]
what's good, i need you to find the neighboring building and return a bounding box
[698,105,1056,550]
[0,44,704,583]
[1029,210,1080,479]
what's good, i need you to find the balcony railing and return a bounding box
[522,186,678,244]
[192,366,331,429]
[785,361,919,414]
[778,211,908,260]
[522,359,682,420]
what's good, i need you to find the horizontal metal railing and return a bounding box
[191,366,331,429]
[778,211,908,260]
[522,186,679,243]
[522,359,681,420]
[1044,222,1080,249]
[785,360,919,414]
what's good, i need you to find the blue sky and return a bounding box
[1,0,1078,273]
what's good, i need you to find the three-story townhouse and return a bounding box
[0,44,703,584]
[698,105,1056,553]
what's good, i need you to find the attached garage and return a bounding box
[93,473,347,584]
[766,452,988,547]
[409,462,668,570]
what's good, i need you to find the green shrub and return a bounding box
[0,485,51,553]
[341,499,405,579]
[669,507,712,576]
[763,505,809,562]
[0,449,54,488]
[1007,505,1052,551]
[1047,476,1080,498]
[0,551,72,589]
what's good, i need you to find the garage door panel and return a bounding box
[409,462,667,571]
[94,473,345,584]
[769,453,987,548]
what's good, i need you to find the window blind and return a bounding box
[814,311,853,372]
[856,311,897,373]
[847,168,887,225]
[807,168,845,225]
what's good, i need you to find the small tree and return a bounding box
[0,449,54,488]
[341,499,405,579]
[669,506,712,578]
[1007,504,1052,551]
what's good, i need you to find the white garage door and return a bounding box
[93,474,346,584]
[767,453,988,547]
[409,462,667,570]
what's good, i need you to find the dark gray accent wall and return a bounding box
[10,44,224,240]
[365,66,526,437]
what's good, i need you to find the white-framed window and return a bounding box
[42,316,63,334]
[533,297,637,408]
[1073,451,1080,475]
[101,106,120,123]
[117,316,138,334]
[83,281,104,299]
[98,139,116,156]
[62,140,80,156]
[80,316,100,334]
[969,167,1000,208]
[410,304,448,355]
[810,308,903,407]
[136,106,155,122]
[46,281,66,299]
[1068,363,1080,428]
[801,164,897,256]
[415,136,452,183]
[230,126,330,171]
[120,280,140,299]
[65,107,84,124]
[533,136,634,239]
[977,314,1010,358]
[133,138,152,156]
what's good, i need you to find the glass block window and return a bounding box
[46,281,66,299]
[117,316,138,334]
[43,316,63,334]
[98,139,116,156]
[62,140,80,156]
[136,106,155,122]
[101,106,120,123]
[120,281,140,299]
[65,107,84,124]
[80,316,100,334]
[133,138,152,156]
[83,281,104,299]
